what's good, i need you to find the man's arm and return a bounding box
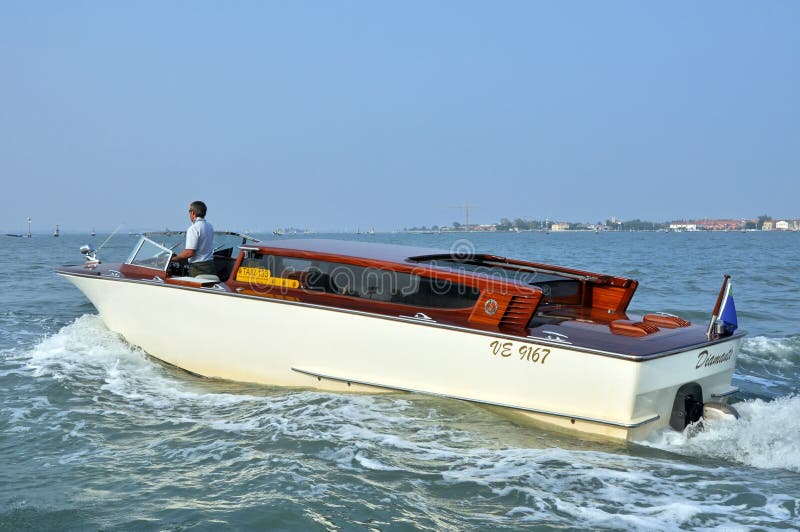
[173,225,199,262]
[171,248,195,262]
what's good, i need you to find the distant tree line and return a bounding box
[605,219,669,231]
[496,218,549,231]
[404,224,442,232]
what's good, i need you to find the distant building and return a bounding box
[551,222,570,232]
[762,220,774,231]
[692,219,742,231]
[669,223,697,231]
[775,220,789,231]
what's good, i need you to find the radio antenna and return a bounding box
[98,224,123,251]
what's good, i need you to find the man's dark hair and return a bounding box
[190,201,207,218]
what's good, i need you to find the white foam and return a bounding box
[25,314,151,381]
[207,418,264,433]
[439,447,734,530]
[643,395,800,472]
[318,446,402,472]
[1,395,55,433]
[21,315,273,412]
[740,335,800,366]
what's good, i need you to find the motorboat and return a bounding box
[57,235,744,441]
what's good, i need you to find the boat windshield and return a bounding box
[126,237,173,271]
[124,231,259,276]
[142,231,258,260]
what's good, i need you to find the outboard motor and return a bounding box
[670,383,704,431]
[669,383,740,432]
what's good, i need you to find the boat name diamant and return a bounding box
[696,347,735,369]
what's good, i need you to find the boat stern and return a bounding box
[629,333,744,439]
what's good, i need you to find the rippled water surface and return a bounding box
[1,231,799,530]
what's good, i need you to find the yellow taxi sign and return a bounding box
[236,267,299,289]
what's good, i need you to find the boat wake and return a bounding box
[18,317,800,476]
[733,334,800,400]
[641,394,800,472]
[740,334,800,366]
[5,315,800,529]
[19,316,800,479]
[15,315,478,443]
[19,314,283,412]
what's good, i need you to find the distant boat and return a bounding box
[273,228,284,236]
[5,233,23,238]
[91,227,96,237]
[368,227,375,236]
[53,225,60,237]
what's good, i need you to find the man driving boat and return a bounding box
[171,200,215,277]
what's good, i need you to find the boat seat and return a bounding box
[283,271,308,285]
[213,255,236,282]
[305,268,339,293]
[642,313,691,328]
[609,319,660,337]
[166,275,219,287]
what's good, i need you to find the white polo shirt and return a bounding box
[185,217,214,263]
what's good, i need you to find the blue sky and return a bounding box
[1,1,798,233]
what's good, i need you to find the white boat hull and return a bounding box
[61,273,742,441]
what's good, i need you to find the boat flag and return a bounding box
[718,279,738,333]
[707,275,738,337]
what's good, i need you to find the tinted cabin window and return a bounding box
[242,253,480,309]
[530,279,581,306]
[416,258,582,307]
[389,275,480,309]
[240,253,278,272]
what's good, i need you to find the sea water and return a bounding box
[1,231,798,530]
